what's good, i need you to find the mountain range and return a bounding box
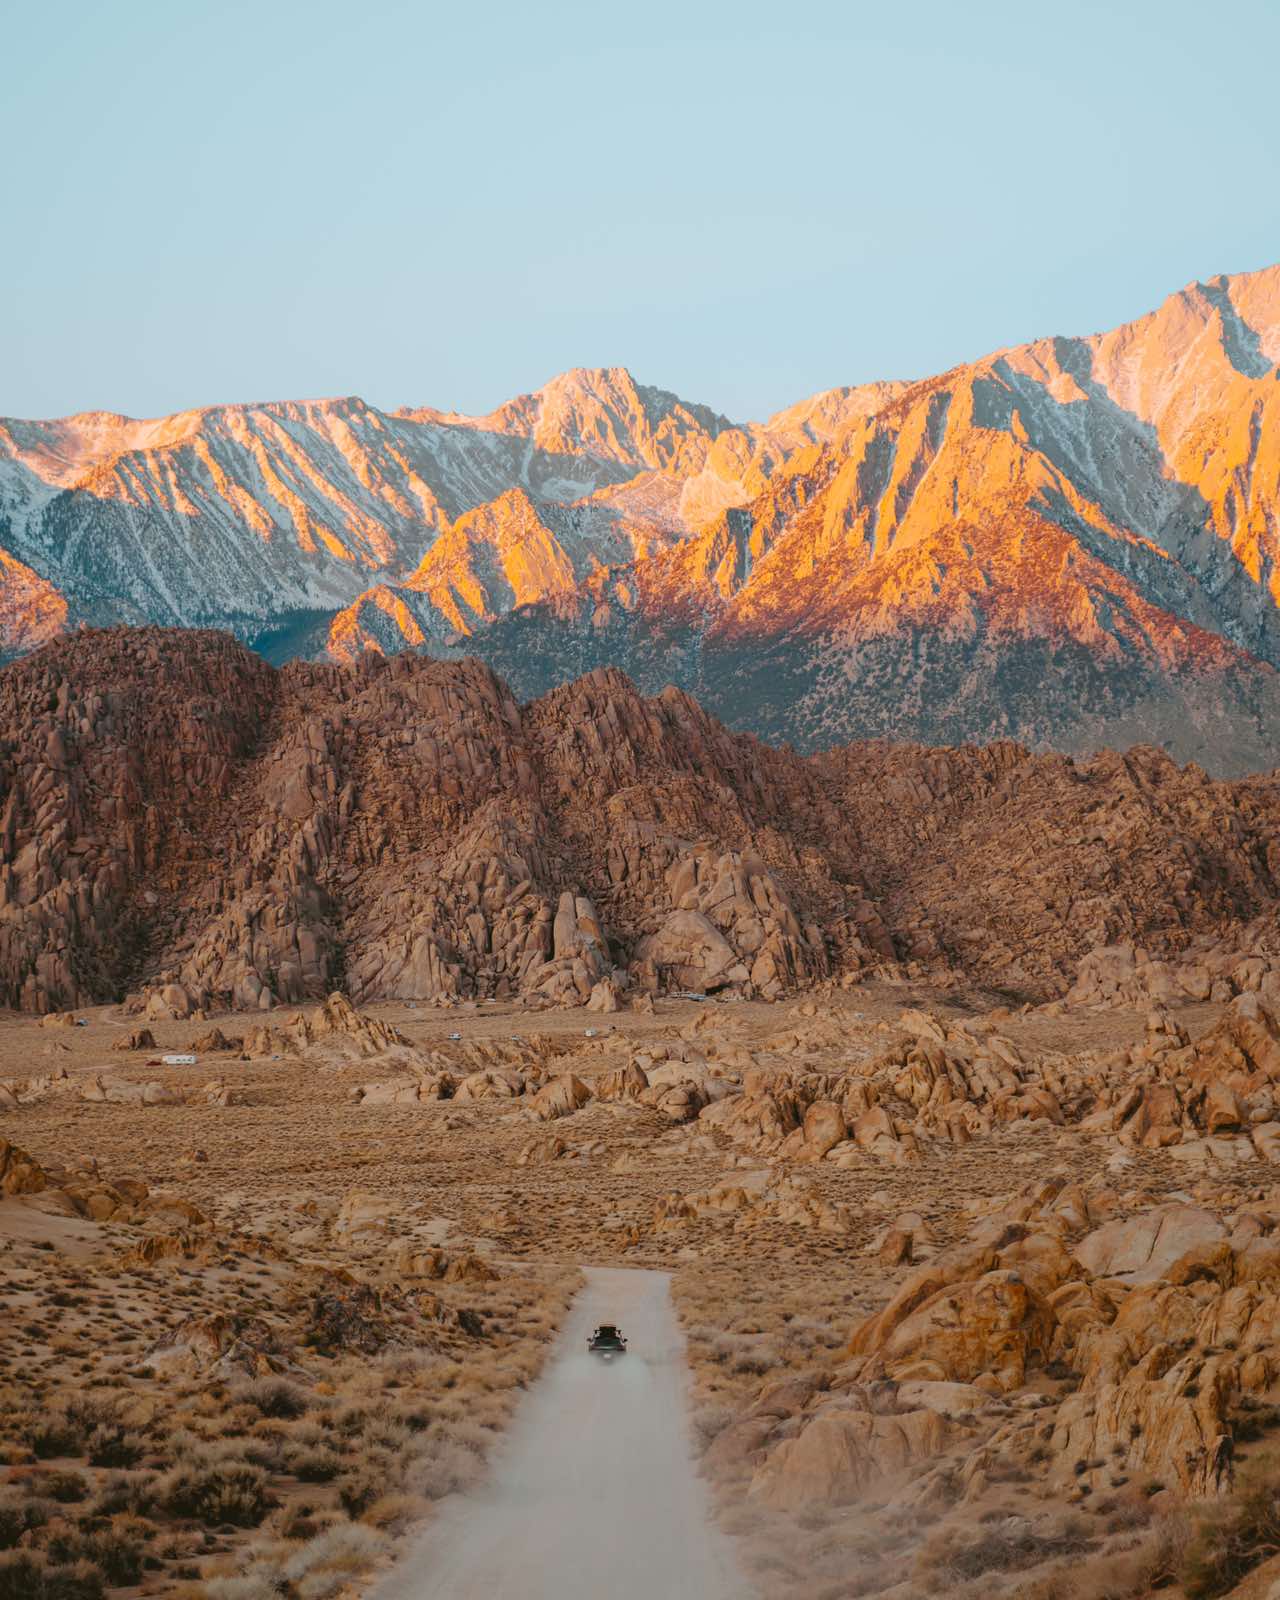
[5,265,1280,771]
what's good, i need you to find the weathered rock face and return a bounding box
[0,1135,48,1196]
[634,850,828,998]
[749,1406,952,1510]
[1048,1348,1236,1498]
[0,630,276,1013]
[0,1139,205,1228]
[819,739,1280,993]
[854,1268,1057,1392]
[3,627,1280,1013]
[1073,993,1280,1163]
[1073,1205,1227,1282]
[700,1172,1280,1538]
[1067,932,1280,1010]
[0,631,880,1013]
[527,1072,592,1121]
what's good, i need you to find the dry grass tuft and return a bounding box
[1181,1452,1280,1598]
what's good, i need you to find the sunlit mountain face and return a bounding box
[5,269,1280,771]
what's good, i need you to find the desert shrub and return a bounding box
[335,1464,385,1518]
[917,1516,1096,1582]
[44,1521,146,1587]
[691,1402,738,1451]
[330,1406,368,1440]
[161,1458,275,1528]
[86,1425,144,1469]
[202,1575,285,1600]
[412,1439,484,1501]
[283,1522,387,1599]
[236,1378,309,1420]
[360,1493,423,1533]
[1102,1493,1156,1535]
[0,1488,51,1549]
[202,1524,386,1600]
[239,1435,287,1474]
[1019,1512,1195,1600]
[0,1551,44,1600]
[286,1446,342,1483]
[31,1471,88,1506]
[1230,1397,1280,1444]
[88,1473,157,1519]
[733,1352,777,1377]
[26,1415,84,1461]
[20,1401,128,1465]
[0,1551,104,1600]
[61,1398,120,1436]
[1182,1452,1280,1597]
[356,1412,411,1455]
[278,1503,322,1540]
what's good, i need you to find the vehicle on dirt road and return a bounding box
[587,1324,628,1361]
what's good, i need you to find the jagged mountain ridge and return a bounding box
[4,627,1280,1017]
[0,379,687,634]
[0,366,891,656]
[5,269,1280,769]
[429,267,1280,770]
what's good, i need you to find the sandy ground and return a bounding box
[372,1267,753,1600]
[1,986,1248,1598]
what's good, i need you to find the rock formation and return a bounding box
[711,1174,1280,1521]
[5,627,1280,1013]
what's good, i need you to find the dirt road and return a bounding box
[373,1266,752,1600]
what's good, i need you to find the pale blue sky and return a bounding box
[3,0,1278,423]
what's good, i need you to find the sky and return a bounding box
[3,0,1279,425]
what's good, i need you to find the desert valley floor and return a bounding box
[5,978,1280,1600]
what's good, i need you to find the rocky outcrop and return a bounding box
[673,1010,1070,1168]
[353,1071,456,1105]
[634,850,827,998]
[654,1170,853,1235]
[288,992,412,1061]
[145,1311,285,1379]
[750,1405,952,1510]
[5,629,1280,1014]
[0,633,884,1014]
[111,1027,157,1051]
[526,1072,592,1121]
[0,1068,71,1109]
[0,1141,206,1228]
[699,1174,1280,1536]
[1067,935,1280,1009]
[1074,994,1280,1162]
[0,1135,48,1196]
[80,1076,186,1107]
[453,1068,526,1102]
